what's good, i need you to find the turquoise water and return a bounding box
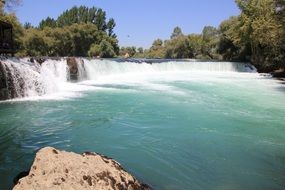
[1,62,285,189]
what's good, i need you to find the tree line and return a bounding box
[1,4,119,57]
[120,0,285,72]
[1,0,285,72]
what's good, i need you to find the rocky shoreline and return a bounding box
[13,147,151,190]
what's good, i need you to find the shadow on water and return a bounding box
[0,102,35,188]
[93,84,134,90]
[276,86,285,92]
[275,79,285,92]
[84,83,146,91]
[0,101,74,189]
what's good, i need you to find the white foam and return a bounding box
[3,58,279,102]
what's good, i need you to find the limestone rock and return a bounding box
[67,57,79,81]
[13,147,151,190]
[66,57,86,81]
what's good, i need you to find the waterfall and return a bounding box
[0,58,256,101]
[76,58,87,81]
[40,59,69,93]
[82,59,256,80]
[0,58,69,100]
[0,59,44,100]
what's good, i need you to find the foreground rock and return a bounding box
[13,147,150,190]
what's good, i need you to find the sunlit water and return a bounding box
[0,60,285,189]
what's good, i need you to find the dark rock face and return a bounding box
[271,68,285,78]
[0,61,25,100]
[0,61,9,100]
[0,60,45,101]
[66,57,87,81]
[28,57,47,65]
[67,57,78,81]
[35,58,46,65]
[0,57,88,101]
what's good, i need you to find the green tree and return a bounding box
[21,28,51,56]
[88,43,101,57]
[171,26,183,39]
[23,22,32,29]
[89,39,116,58]
[68,23,100,56]
[120,46,136,57]
[44,27,73,56]
[18,6,119,57]
[99,39,116,58]
[236,0,283,70]
[146,39,165,58]
[165,36,194,59]
[187,34,203,58]
[106,18,116,37]
[201,26,219,59]
[137,47,144,54]
[217,17,239,60]
[47,6,110,32]
[39,17,57,29]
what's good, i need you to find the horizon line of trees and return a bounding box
[119,0,285,72]
[1,0,285,72]
[1,4,119,57]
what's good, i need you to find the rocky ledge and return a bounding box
[13,147,151,190]
[271,68,285,79]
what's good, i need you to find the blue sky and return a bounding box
[15,0,240,48]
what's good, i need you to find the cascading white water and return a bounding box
[0,58,256,100]
[0,59,44,99]
[0,58,69,100]
[82,59,256,80]
[40,59,69,93]
[76,58,87,81]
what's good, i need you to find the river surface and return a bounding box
[0,59,285,189]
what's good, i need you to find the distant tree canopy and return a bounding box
[39,17,56,29]
[119,46,137,57]
[146,39,165,58]
[136,25,220,60]
[218,0,285,71]
[171,26,183,39]
[38,6,116,37]
[134,0,285,72]
[18,6,119,57]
